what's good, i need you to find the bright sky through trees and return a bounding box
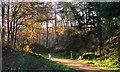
[1,1,120,71]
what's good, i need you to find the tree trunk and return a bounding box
[54,10,57,34]
[10,5,18,43]
[70,17,73,27]
[65,9,69,26]
[10,20,13,43]
[2,2,5,45]
[14,19,19,49]
[98,24,103,60]
[45,14,49,48]
[54,10,58,43]
[11,16,16,42]
[7,2,10,44]
[70,6,82,30]
[46,20,49,48]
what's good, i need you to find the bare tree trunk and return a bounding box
[11,16,16,42]
[10,5,18,43]
[37,34,39,44]
[65,9,69,26]
[32,26,34,43]
[46,20,49,48]
[2,2,5,45]
[10,20,13,43]
[7,2,10,44]
[98,22,103,60]
[70,6,82,30]
[14,19,19,49]
[70,17,73,27]
[54,10,58,44]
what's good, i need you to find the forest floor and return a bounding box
[2,50,75,71]
[43,55,115,72]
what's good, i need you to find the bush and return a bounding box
[81,54,100,60]
[29,42,45,52]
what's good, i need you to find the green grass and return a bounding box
[36,50,78,59]
[37,50,120,71]
[80,59,120,70]
[2,50,75,72]
[79,55,120,71]
[34,49,120,71]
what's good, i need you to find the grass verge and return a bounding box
[36,49,78,59]
[2,50,75,72]
[78,54,120,71]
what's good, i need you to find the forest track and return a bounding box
[43,55,114,72]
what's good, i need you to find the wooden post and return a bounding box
[48,53,51,59]
[70,51,73,59]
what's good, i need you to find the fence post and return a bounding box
[70,51,73,59]
[48,53,51,59]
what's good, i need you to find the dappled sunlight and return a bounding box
[1,1,120,71]
[48,57,113,71]
[23,45,32,53]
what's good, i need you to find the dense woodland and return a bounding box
[1,2,120,71]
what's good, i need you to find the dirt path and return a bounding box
[43,55,113,72]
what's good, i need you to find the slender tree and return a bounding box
[46,15,49,48]
[7,2,10,44]
[2,2,5,45]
